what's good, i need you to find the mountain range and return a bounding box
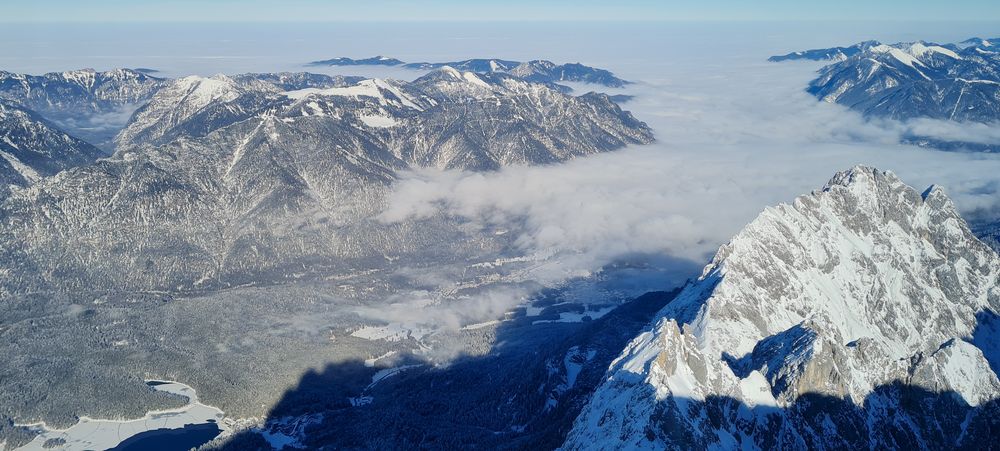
[771,38,1000,128]
[0,68,166,150]
[1,48,998,450]
[0,66,651,296]
[307,56,631,87]
[768,40,881,62]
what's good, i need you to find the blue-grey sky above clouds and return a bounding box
[5,0,1000,22]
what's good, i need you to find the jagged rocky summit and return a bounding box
[564,166,1000,450]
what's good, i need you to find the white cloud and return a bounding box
[379,56,1000,292]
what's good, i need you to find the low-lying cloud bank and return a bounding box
[380,58,1000,291]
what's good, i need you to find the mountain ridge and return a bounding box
[306,56,631,87]
[771,38,1000,129]
[0,67,652,296]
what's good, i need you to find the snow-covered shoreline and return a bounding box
[16,380,227,451]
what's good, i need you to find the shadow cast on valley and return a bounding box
[209,304,1000,450]
[210,289,681,450]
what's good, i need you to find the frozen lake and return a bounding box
[18,380,226,451]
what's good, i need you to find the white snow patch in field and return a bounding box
[285,79,422,110]
[365,351,396,367]
[351,323,432,342]
[358,114,399,128]
[460,319,501,330]
[462,71,491,89]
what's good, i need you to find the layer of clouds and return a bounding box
[379,54,1000,291]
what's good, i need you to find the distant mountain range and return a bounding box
[772,38,1000,122]
[771,38,1000,152]
[307,55,405,66]
[768,40,881,62]
[0,68,166,150]
[307,56,631,87]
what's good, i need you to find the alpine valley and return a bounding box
[0,61,660,450]
[1,20,999,451]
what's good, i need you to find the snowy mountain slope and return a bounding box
[774,38,1000,125]
[115,73,369,150]
[398,69,648,169]
[114,74,275,149]
[563,166,1000,450]
[0,67,651,294]
[0,100,103,190]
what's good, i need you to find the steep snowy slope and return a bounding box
[564,166,1000,450]
[0,100,103,190]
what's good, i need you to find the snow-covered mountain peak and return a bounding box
[869,43,926,68]
[906,42,962,60]
[60,68,97,88]
[419,66,493,88]
[173,74,241,104]
[564,167,1000,450]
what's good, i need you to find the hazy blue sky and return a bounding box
[4,0,1000,22]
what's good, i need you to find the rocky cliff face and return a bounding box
[564,166,1000,450]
